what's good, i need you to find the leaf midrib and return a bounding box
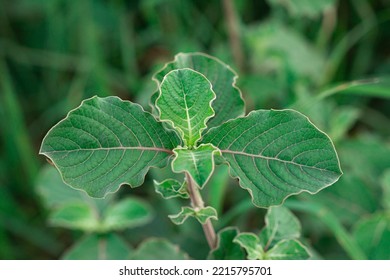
[179,75,193,145]
[220,149,336,174]
[42,146,174,155]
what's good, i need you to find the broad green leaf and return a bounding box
[353,213,390,260]
[233,233,264,260]
[169,206,218,225]
[267,0,335,18]
[36,165,95,209]
[265,239,310,260]
[156,68,216,147]
[39,96,181,198]
[49,202,99,231]
[381,170,390,210]
[172,144,221,188]
[208,227,245,260]
[153,179,189,199]
[63,233,132,260]
[259,206,301,249]
[102,197,153,231]
[202,109,342,207]
[131,238,189,260]
[152,52,245,129]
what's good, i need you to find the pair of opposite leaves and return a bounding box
[40,53,342,208]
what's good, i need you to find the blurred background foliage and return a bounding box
[0,0,389,259]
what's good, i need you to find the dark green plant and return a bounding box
[39,52,342,259]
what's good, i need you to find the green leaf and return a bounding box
[381,170,390,210]
[63,233,132,260]
[153,179,189,199]
[169,206,218,225]
[131,238,189,260]
[233,233,264,260]
[49,202,99,231]
[102,197,153,231]
[267,0,335,18]
[152,52,245,129]
[39,96,181,198]
[172,144,221,188]
[208,227,246,260]
[156,68,216,147]
[353,213,390,260]
[36,165,97,209]
[260,206,301,249]
[202,109,342,207]
[265,239,310,260]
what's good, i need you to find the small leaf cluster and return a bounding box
[209,206,310,260]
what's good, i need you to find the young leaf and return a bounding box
[130,238,189,260]
[156,68,216,147]
[208,227,246,260]
[152,52,245,129]
[62,233,132,260]
[259,206,301,249]
[49,202,99,231]
[39,96,181,198]
[36,165,98,209]
[101,197,153,231]
[168,206,218,225]
[202,109,342,207]
[172,144,221,188]
[265,239,310,260]
[233,233,264,260]
[153,179,189,199]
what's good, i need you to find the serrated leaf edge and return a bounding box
[155,68,217,147]
[39,95,180,198]
[264,239,311,260]
[150,52,245,122]
[205,108,343,208]
[153,179,189,199]
[168,206,218,225]
[171,143,221,189]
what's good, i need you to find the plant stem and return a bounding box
[222,0,244,71]
[185,172,217,249]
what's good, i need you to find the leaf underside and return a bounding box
[169,206,218,225]
[39,96,181,198]
[153,179,189,199]
[208,227,246,260]
[156,68,215,147]
[202,109,342,207]
[152,52,245,129]
[265,239,310,260]
[172,144,220,188]
[260,206,301,248]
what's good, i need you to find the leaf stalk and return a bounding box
[185,172,217,249]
